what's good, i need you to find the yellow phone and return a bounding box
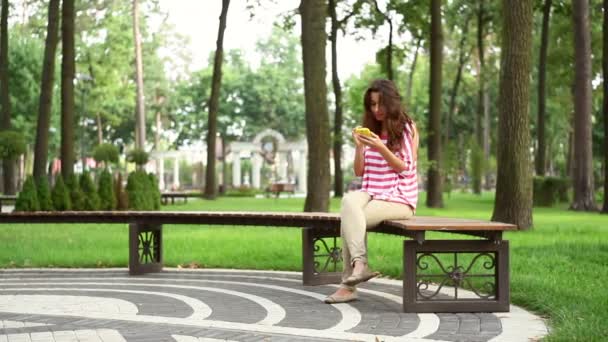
[355,126,372,137]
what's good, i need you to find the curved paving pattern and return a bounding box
[0,268,548,342]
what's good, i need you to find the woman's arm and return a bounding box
[354,145,365,176]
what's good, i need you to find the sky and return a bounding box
[157,0,386,80]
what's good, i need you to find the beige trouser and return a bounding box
[340,191,414,289]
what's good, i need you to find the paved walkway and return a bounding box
[0,268,547,342]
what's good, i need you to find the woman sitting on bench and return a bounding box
[325,79,419,304]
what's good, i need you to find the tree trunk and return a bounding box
[536,0,552,176]
[426,0,443,208]
[445,16,471,148]
[0,0,15,194]
[96,112,103,144]
[204,0,230,199]
[300,0,330,212]
[570,0,596,211]
[473,0,485,194]
[603,0,608,213]
[33,0,60,180]
[373,0,393,81]
[329,0,343,197]
[491,0,534,229]
[61,0,76,178]
[133,0,146,150]
[405,37,421,108]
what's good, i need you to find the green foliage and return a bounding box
[65,174,84,211]
[93,143,119,166]
[0,131,26,160]
[98,169,116,210]
[533,176,571,207]
[224,186,262,197]
[80,172,100,210]
[15,176,39,212]
[127,149,149,167]
[51,174,71,211]
[126,170,159,210]
[36,177,54,211]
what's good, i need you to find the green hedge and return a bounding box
[98,169,116,210]
[15,176,39,211]
[80,171,100,210]
[126,170,160,210]
[51,174,71,211]
[533,176,570,207]
[65,174,84,211]
[36,177,53,211]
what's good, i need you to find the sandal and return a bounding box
[324,290,358,304]
[342,268,380,287]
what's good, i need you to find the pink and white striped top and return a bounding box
[360,122,418,210]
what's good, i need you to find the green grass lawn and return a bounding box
[1,192,607,341]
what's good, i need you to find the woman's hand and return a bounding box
[351,128,365,148]
[356,131,383,150]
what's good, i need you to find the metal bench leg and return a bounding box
[129,223,163,275]
[302,227,342,285]
[403,240,509,313]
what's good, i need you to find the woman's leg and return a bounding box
[363,200,414,228]
[340,191,372,273]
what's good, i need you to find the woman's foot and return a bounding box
[324,288,358,304]
[342,261,380,286]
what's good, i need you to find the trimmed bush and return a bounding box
[93,143,119,166]
[126,170,159,210]
[127,149,149,168]
[80,171,100,210]
[15,176,39,211]
[36,177,53,211]
[148,173,161,210]
[533,176,570,207]
[51,174,71,211]
[65,174,85,211]
[0,130,26,160]
[98,169,116,210]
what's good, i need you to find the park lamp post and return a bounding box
[76,73,93,172]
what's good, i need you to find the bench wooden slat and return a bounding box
[385,216,518,231]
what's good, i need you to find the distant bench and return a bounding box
[0,211,517,313]
[265,183,296,198]
[0,195,17,213]
[160,192,202,205]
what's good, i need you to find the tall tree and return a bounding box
[33,0,60,180]
[570,0,596,211]
[300,0,330,212]
[427,0,443,208]
[372,0,394,80]
[491,0,533,229]
[473,0,485,194]
[204,0,230,199]
[0,0,14,194]
[603,0,608,214]
[329,0,358,198]
[536,0,552,176]
[133,0,146,149]
[61,0,76,178]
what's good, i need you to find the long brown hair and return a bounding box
[362,79,414,152]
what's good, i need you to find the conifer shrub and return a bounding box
[80,171,100,210]
[533,176,571,207]
[51,174,71,211]
[148,173,161,210]
[36,177,53,211]
[98,169,116,210]
[65,174,84,211]
[15,176,39,211]
[126,170,150,210]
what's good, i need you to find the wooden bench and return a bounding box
[160,192,201,205]
[0,195,17,213]
[265,183,296,198]
[0,211,517,313]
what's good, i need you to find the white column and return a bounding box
[252,154,262,189]
[232,151,241,187]
[158,158,165,190]
[298,150,307,193]
[173,157,180,189]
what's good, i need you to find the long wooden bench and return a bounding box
[0,211,517,313]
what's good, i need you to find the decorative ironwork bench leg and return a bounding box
[302,227,342,285]
[129,223,163,275]
[403,240,509,313]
